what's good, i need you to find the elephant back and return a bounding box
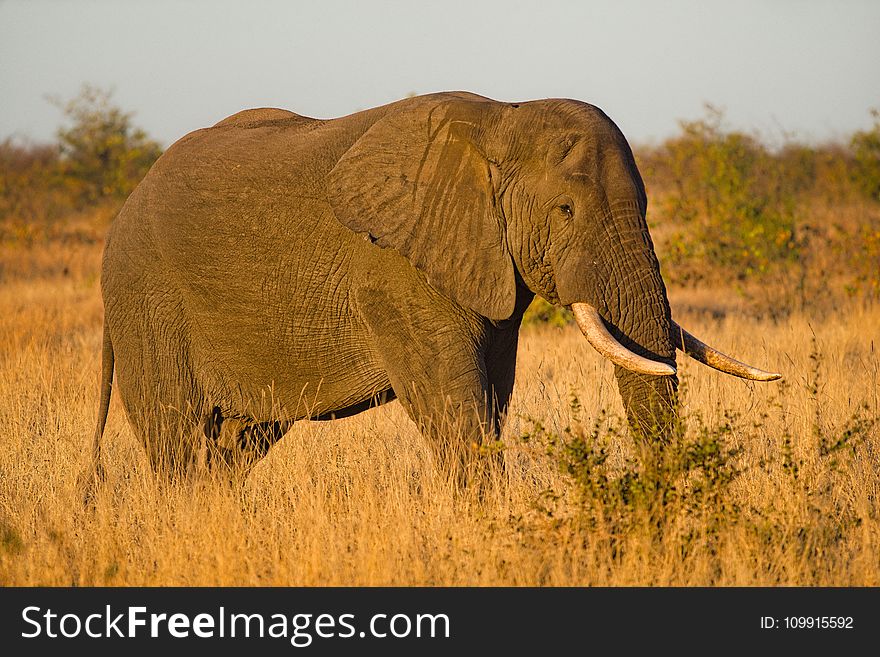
[212,108,314,129]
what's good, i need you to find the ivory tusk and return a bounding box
[671,322,782,381]
[571,303,676,377]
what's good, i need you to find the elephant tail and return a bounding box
[79,320,114,506]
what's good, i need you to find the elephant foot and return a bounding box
[202,407,288,478]
[75,458,106,508]
[416,406,505,496]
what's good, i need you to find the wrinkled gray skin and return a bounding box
[91,92,677,480]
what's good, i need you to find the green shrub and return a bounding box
[523,393,743,553]
[53,85,162,207]
[0,139,69,236]
[518,346,877,583]
[522,297,573,328]
[648,106,799,279]
[1,86,162,241]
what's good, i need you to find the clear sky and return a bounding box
[1,0,878,147]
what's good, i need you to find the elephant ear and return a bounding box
[327,96,515,320]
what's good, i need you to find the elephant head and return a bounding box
[329,93,780,438]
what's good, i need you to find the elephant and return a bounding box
[84,91,780,487]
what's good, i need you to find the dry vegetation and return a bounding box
[1,236,878,586]
[1,90,878,585]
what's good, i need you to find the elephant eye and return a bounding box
[559,203,573,218]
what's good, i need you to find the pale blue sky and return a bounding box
[1,0,878,147]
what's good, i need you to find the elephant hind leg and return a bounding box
[132,404,207,481]
[114,372,212,480]
[202,407,288,477]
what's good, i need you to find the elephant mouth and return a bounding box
[570,302,782,381]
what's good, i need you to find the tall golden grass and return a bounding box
[0,240,877,586]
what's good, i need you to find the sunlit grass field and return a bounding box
[0,241,877,586]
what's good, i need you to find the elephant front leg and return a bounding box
[358,290,494,485]
[396,376,494,485]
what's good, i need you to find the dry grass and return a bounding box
[0,241,878,586]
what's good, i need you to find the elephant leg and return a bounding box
[124,399,204,480]
[394,376,491,486]
[113,355,205,480]
[202,407,288,477]
[357,289,492,484]
[108,277,211,480]
[484,323,522,436]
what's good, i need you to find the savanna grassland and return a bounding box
[1,90,879,585]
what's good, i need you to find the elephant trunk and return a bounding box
[563,205,781,440]
[573,297,678,439]
[560,203,680,440]
[606,257,679,442]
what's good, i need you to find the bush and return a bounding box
[524,393,743,553]
[0,86,162,242]
[522,297,573,327]
[518,354,877,584]
[53,85,162,207]
[644,106,799,280]
[851,109,880,202]
[0,139,67,237]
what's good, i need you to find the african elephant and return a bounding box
[85,91,780,485]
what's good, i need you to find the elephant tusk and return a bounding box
[571,303,676,377]
[671,322,782,381]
